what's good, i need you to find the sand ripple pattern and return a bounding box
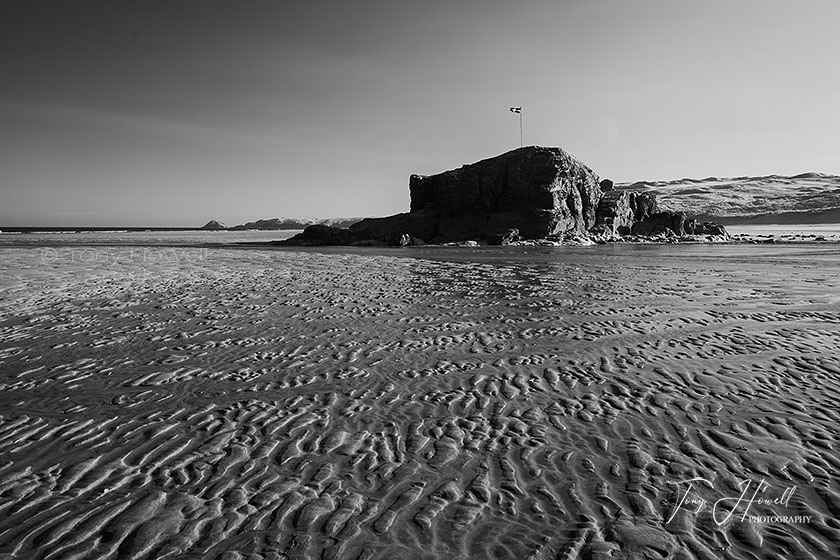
[1,245,840,559]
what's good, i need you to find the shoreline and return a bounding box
[0,238,839,252]
[1,223,839,250]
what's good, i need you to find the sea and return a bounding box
[0,229,302,247]
[1,223,839,248]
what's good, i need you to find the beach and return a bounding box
[1,239,839,559]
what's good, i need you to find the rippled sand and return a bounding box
[1,243,839,560]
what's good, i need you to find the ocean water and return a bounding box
[0,229,301,246]
[3,223,839,252]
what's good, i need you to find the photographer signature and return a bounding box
[666,477,797,525]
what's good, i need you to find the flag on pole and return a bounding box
[510,107,523,147]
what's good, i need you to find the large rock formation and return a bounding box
[286,146,603,246]
[280,146,728,246]
[404,146,603,240]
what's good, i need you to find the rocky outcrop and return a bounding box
[631,211,688,236]
[280,146,728,246]
[624,211,729,238]
[285,224,354,246]
[594,191,729,239]
[282,146,604,246]
[487,228,521,246]
[405,146,603,241]
[348,212,436,245]
[687,221,728,236]
[201,220,227,230]
[593,191,659,235]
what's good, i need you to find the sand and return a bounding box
[1,242,839,559]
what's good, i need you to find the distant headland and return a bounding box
[202,217,364,231]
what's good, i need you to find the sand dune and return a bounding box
[1,244,839,559]
[618,173,840,223]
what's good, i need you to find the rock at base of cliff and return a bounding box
[594,191,659,235]
[348,212,438,245]
[632,211,688,236]
[688,221,728,236]
[399,234,426,246]
[279,224,353,246]
[588,224,623,243]
[627,211,729,240]
[486,228,521,246]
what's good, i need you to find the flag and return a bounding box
[510,107,521,113]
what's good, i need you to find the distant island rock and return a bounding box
[280,146,729,246]
[228,217,363,231]
[201,220,227,230]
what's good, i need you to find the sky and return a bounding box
[2,0,839,227]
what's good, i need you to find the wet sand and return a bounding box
[1,243,839,559]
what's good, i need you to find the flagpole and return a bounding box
[510,106,523,148]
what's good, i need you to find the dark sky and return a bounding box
[2,0,839,226]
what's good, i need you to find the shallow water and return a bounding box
[0,229,300,246]
[0,243,839,559]
[727,223,840,240]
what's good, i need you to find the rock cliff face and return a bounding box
[404,146,603,240]
[280,146,728,246]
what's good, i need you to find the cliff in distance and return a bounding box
[228,217,362,231]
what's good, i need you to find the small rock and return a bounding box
[201,220,227,230]
[487,228,520,246]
